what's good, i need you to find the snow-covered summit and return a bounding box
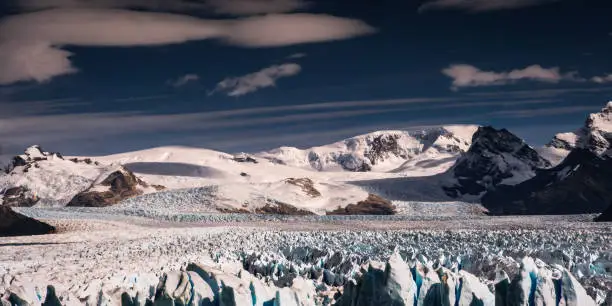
[0,146,157,207]
[444,126,551,198]
[547,101,612,157]
[257,125,478,173]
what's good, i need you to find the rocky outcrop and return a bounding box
[254,200,315,215]
[1,186,39,207]
[594,203,612,222]
[232,153,258,164]
[66,167,150,207]
[443,126,551,198]
[482,149,612,215]
[284,178,321,197]
[0,206,55,237]
[327,194,395,215]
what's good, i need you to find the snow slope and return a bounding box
[2,126,481,214]
[256,125,478,173]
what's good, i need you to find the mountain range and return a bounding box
[2,102,612,218]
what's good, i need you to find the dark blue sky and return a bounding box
[1,0,611,155]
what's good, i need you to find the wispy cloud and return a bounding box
[0,9,375,85]
[592,74,612,84]
[490,105,597,118]
[168,74,200,87]
[419,0,559,12]
[205,0,309,15]
[13,0,309,15]
[0,97,86,118]
[442,64,583,90]
[0,95,564,152]
[210,63,301,96]
[287,53,307,59]
[113,94,171,102]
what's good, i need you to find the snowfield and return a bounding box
[1,211,610,305]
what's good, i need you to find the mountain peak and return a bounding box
[257,125,478,172]
[444,126,550,198]
[548,102,612,157]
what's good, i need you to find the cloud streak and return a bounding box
[168,74,200,87]
[210,63,301,96]
[419,0,559,12]
[0,9,375,85]
[442,64,583,90]
[13,0,309,15]
[592,74,612,84]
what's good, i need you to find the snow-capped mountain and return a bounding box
[547,101,612,157]
[482,148,612,215]
[257,125,478,173]
[443,126,551,198]
[0,145,155,207]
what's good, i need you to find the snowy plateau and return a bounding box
[1,109,612,305]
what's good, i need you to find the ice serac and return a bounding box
[336,251,417,306]
[443,126,551,198]
[482,148,612,215]
[0,206,55,237]
[546,101,612,158]
[257,125,478,173]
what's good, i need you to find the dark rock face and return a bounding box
[594,204,612,221]
[327,194,395,215]
[254,200,315,215]
[1,186,39,207]
[232,154,258,164]
[284,178,321,197]
[0,206,55,237]
[444,126,551,198]
[482,149,612,215]
[364,134,406,165]
[67,168,145,207]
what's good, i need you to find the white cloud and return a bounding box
[0,9,375,85]
[592,74,612,84]
[219,14,376,47]
[14,0,309,15]
[211,63,301,96]
[442,64,582,90]
[205,0,308,15]
[419,0,559,12]
[168,74,200,87]
[287,53,306,59]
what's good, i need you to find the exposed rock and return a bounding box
[444,126,551,198]
[0,206,55,237]
[66,167,146,207]
[327,194,395,215]
[284,178,321,197]
[1,186,39,207]
[233,153,258,164]
[482,149,612,215]
[364,134,406,165]
[255,200,315,215]
[594,203,612,222]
